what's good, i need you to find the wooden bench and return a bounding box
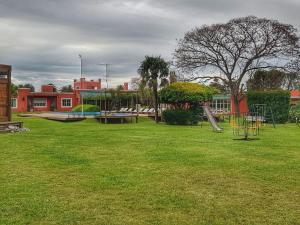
[0,121,23,132]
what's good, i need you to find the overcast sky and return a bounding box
[0,0,299,90]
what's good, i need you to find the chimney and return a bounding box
[41,84,54,92]
[123,82,129,91]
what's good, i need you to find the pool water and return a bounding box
[52,112,135,117]
[53,112,101,116]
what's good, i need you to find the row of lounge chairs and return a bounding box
[119,108,157,114]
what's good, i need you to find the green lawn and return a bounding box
[0,117,299,225]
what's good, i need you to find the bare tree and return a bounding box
[175,16,300,114]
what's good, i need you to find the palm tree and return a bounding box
[138,56,169,123]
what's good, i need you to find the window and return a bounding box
[33,98,47,107]
[210,98,231,113]
[11,98,17,108]
[61,98,72,107]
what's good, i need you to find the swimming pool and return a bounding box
[52,112,136,117]
[53,112,101,116]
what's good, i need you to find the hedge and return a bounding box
[72,104,100,112]
[247,90,290,123]
[163,108,202,125]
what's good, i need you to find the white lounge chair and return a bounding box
[138,108,145,113]
[119,108,128,112]
[148,108,155,113]
[142,108,149,113]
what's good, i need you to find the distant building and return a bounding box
[291,90,300,105]
[11,77,299,114]
[209,94,248,114]
[11,78,101,113]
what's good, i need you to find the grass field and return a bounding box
[0,116,299,225]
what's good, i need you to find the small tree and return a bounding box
[209,78,229,94]
[11,83,18,95]
[175,16,300,115]
[18,83,35,92]
[116,85,124,91]
[138,56,169,123]
[48,83,57,92]
[60,85,73,93]
[169,71,178,84]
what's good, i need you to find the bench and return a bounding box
[0,121,23,132]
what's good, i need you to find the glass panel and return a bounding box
[62,99,72,107]
[11,99,17,108]
[33,98,47,107]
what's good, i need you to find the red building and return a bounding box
[291,90,300,105]
[210,94,248,114]
[211,90,298,114]
[11,79,101,113]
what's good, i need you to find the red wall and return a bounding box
[41,85,55,92]
[56,93,76,112]
[291,90,300,98]
[74,78,101,90]
[231,96,249,114]
[31,97,51,112]
[12,88,30,113]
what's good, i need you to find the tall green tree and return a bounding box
[138,56,169,123]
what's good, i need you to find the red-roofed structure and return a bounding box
[291,90,300,105]
[11,78,101,113]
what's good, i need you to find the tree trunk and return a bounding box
[153,86,159,123]
[233,93,241,116]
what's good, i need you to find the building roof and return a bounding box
[27,92,74,97]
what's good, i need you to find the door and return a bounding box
[50,97,57,111]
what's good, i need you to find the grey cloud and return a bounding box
[0,0,299,89]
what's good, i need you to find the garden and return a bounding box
[0,115,299,225]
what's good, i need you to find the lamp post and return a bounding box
[98,63,109,123]
[79,54,84,116]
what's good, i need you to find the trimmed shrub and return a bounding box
[289,102,300,123]
[72,104,100,112]
[247,90,290,123]
[159,82,215,104]
[163,109,201,125]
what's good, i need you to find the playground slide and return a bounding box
[202,106,223,132]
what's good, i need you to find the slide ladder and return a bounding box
[203,106,223,132]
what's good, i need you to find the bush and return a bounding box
[159,82,216,104]
[163,109,201,125]
[289,102,300,123]
[72,104,100,112]
[247,90,290,123]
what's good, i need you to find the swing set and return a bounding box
[230,104,275,140]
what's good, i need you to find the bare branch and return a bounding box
[174,16,300,113]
